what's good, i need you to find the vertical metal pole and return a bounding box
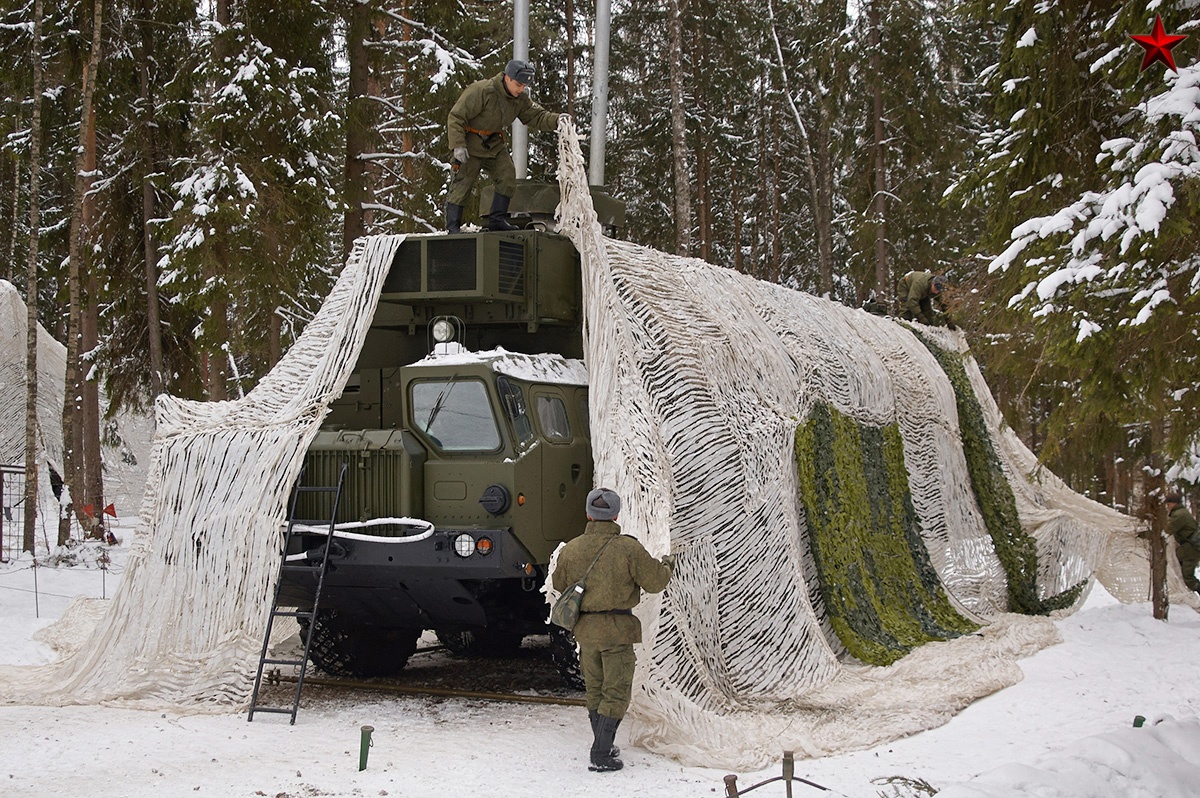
[512,0,530,180]
[723,774,740,797]
[33,556,39,618]
[588,0,611,187]
[359,725,374,771]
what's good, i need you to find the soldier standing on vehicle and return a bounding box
[445,59,562,234]
[1166,493,1200,593]
[899,270,949,326]
[552,488,674,772]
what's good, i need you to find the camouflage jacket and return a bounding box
[1168,505,1199,547]
[552,520,672,646]
[447,73,560,157]
[902,270,937,321]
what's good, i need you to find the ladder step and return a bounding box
[250,707,296,715]
[280,564,317,572]
[296,485,339,493]
[272,610,313,619]
[263,658,306,666]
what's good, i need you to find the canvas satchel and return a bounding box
[550,536,615,631]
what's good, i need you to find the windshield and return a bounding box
[410,379,501,452]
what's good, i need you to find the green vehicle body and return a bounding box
[279,183,622,678]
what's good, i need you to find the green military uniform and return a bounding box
[553,519,672,719]
[1167,502,1200,592]
[900,270,941,325]
[446,73,560,206]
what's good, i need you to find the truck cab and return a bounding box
[279,183,621,679]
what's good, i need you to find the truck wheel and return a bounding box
[436,628,525,658]
[548,625,585,690]
[302,610,420,677]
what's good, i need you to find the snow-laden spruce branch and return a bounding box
[990,66,1200,339]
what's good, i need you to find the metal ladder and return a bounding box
[248,462,348,723]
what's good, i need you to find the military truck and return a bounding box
[277,183,624,685]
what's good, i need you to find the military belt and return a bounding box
[582,609,633,615]
[465,126,504,141]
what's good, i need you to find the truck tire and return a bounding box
[301,610,420,677]
[436,627,525,658]
[548,625,585,690]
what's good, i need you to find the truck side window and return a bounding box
[536,395,571,441]
[410,379,501,452]
[496,376,534,445]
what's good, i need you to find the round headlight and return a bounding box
[453,533,475,557]
[432,318,455,343]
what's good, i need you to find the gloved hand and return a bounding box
[453,146,468,164]
[661,554,677,569]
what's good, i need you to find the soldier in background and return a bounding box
[1165,492,1200,593]
[445,59,562,234]
[899,270,950,326]
[552,488,673,772]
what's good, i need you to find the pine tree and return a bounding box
[162,0,342,399]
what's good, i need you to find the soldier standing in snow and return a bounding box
[899,270,949,326]
[444,59,562,234]
[1165,493,1200,593]
[552,488,674,772]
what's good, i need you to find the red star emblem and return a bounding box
[1130,15,1188,73]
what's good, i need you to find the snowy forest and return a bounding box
[1,0,1199,535]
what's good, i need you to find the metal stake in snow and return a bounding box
[359,725,374,771]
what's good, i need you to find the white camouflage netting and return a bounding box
[0,123,1186,768]
[551,117,1178,768]
[1,280,155,541]
[1,280,68,542]
[0,236,400,707]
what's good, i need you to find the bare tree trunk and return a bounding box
[23,0,45,555]
[770,110,782,283]
[138,0,164,397]
[208,0,230,401]
[815,114,834,297]
[1146,420,1168,620]
[208,285,229,401]
[343,0,374,257]
[269,311,282,366]
[666,0,691,256]
[731,162,743,274]
[766,0,835,296]
[6,112,19,284]
[565,0,576,120]
[62,0,105,542]
[869,1,889,301]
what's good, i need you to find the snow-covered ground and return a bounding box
[3,525,1200,797]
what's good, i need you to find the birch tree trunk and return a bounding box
[666,0,691,256]
[23,0,45,555]
[62,0,105,542]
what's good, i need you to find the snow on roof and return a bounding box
[410,344,588,386]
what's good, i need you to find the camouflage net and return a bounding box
[0,236,400,708]
[0,120,1188,770]
[553,116,1174,768]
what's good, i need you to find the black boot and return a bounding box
[487,192,519,231]
[445,202,464,234]
[589,713,624,772]
[589,709,620,757]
